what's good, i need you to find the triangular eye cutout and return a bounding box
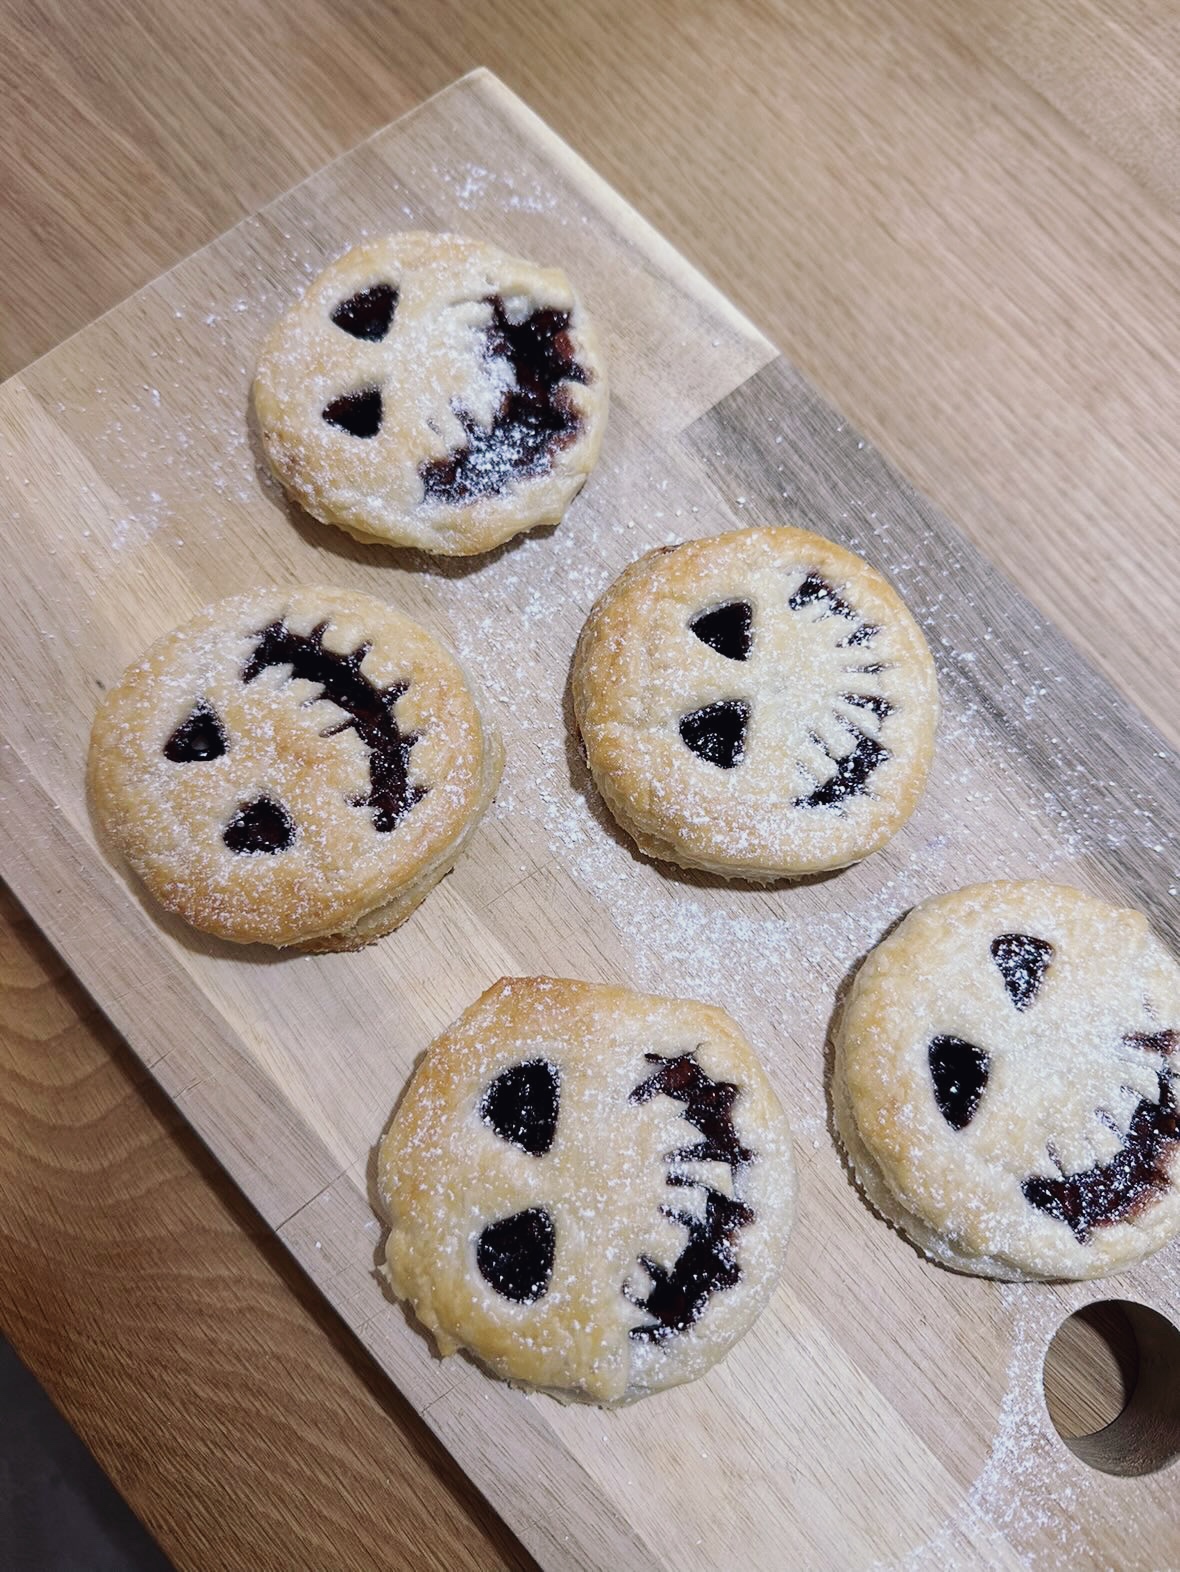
[479,1060,559,1156]
[164,700,227,762]
[322,388,383,438]
[689,601,753,661]
[330,283,398,341]
[222,796,296,855]
[991,933,1054,1011]
[679,700,749,769]
[929,1035,990,1130]
[476,1208,555,1304]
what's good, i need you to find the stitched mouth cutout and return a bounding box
[419,298,588,504]
[679,573,893,805]
[627,1052,755,1342]
[928,926,1179,1241]
[794,730,889,809]
[242,619,426,834]
[1022,1037,1179,1241]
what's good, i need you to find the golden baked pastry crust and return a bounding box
[88,585,502,949]
[378,976,795,1404]
[835,880,1180,1280]
[253,233,607,555]
[572,526,939,877]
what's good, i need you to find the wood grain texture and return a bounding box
[1,69,1178,1570]
[0,0,1177,747]
[0,889,532,1572]
[1,4,1179,1567]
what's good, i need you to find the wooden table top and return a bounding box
[1,4,1176,1567]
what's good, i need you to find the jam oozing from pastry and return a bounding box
[1023,1035,1179,1240]
[794,730,889,809]
[243,620,425,832]
[164,700,227,762]
[991,933,1054,1011]
[689,600,753,661]
[679,700,749,769]
[419,297,586,503]
[627,1051,755,1341]
[928,1034,991,1130]
[322,387,383,438]
[331,284,398,341]
[479,1059,560,1156]
[223,795,296,855]
[476,1207,555,1304]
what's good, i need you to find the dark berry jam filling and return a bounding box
[322,388,383,438]
[243,620,424,833]
[991,933,1054,1011]
[223,796,296,855]
[689,600,753,661]
[419,297,586,504]
[164,700,227,763]
[679,700,749,769]
[331,283,398,341]
[479,1059,560,1156]
[794,730,889,809]
[928,1034,991,1130]
[627,1052,755,1341]
[476,1207,555,1304]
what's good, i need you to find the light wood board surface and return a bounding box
[4,10,1180,1568]
[1,69,1177,1569]
[0,899,529,1572]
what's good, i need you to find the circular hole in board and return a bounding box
[1043,1300,1180,1476]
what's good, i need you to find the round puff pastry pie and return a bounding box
[572,526,938,877]
[88,586,503,950]
[253,233,607,555]
[378,976,795,1404]
[834,881,1180,1281]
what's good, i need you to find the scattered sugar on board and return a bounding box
[47,179,1177,1559]
[888,1252,1180,1568]
[434,437,1171,1555]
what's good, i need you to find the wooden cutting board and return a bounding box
[1,69,1177,1570]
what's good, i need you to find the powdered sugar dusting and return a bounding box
[15,129,1176,1569]
[381,976,794,1404]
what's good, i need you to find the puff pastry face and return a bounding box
[88,586,503,949]
[252,233,608,556]
[378,977,795,1405]
[572,526,939,877]
[835,881,1180,1280]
